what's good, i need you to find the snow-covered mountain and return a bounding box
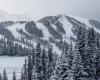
[0,10,100,54]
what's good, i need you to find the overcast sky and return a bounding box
[0,0,100,21]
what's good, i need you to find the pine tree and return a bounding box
[32,67,37,80]
[32,47,35,66]
[95,33,100,79]
[20,69,24,80]
[54,43,69,80]
[35,43,42,80]
[27,55,32,80]
[74,46,84,80]
[77,27,87,64]
[0,73,2,80]
[86,28,97,79]
[67,42,74,69]
[2,69,8,80]
[66,42,74,80]
[73,26,88,80]
[12,70,16,80]
[31,47,37,80]
[21,58,27,80]
[41,48,47,80]
[54,42,74,80]
[47,47,54,79]
[48,48,53,63]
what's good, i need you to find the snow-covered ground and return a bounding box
[36,23,52,40]
[0,56,25,80]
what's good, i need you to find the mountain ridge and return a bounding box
[0,11,100,55]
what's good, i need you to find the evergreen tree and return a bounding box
[73,26,87,80]
[47,47,54,79]
[77,27,87,64]
[35,43,42,80]
[21,58,27,80]
[32,67,37,80]
[74,46,84,80]
[67,42,74,69]
[48,47,53,63]
[54,43,69,80]
[66,42,74,80]
[27,55,32,80]
[95,33,100,79]
[0,73,2,80]
[32,47,35,66]
[86,28,97,79]
[31,47,38,80]
[41,48,47,80]
[20,69,24,80]
[54,42,74,80]
[2,69,8,80]
[12,70,16,80]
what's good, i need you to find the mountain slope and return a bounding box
[0,12,100,54]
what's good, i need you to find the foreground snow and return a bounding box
[0,56,25,80]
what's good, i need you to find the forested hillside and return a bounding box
[1,27,100,80]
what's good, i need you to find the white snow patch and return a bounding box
[6,23,22,40]
[0,35,4,39]
[51,43,62,55]
[15,23,29,35]
[50,23,57,30]
[6,23,29,40]
[59,15,75,43]
[36,23,51,40]
[68,15,100,34]
[68,15,91,28]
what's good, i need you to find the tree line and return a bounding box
[0,37,30,56]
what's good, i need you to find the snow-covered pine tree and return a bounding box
[54,42,74,80]
[48,47,53,63]
[95,33,100,79]
[86,27,97,79]
[41,48,47,80]
[73,27,88,80]
[0,73,2,80]
[53,42,69,80]
[31,47,37,80]
[47,47,54,79]
[49,53,59,80]
[73,45,84,80]
[66,41,74,80]
[21,58,28,80]
[20,69,24,80]
[27,55,33,80]
[12,70,16,80]
[32,66,37,80]
[32,47,35,66]
[2,69,8,80]
[76,27,87,64]
[35,43,42,80]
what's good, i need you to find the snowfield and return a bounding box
[0,56,25,80]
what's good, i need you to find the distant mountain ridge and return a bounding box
[0,9,31,21]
